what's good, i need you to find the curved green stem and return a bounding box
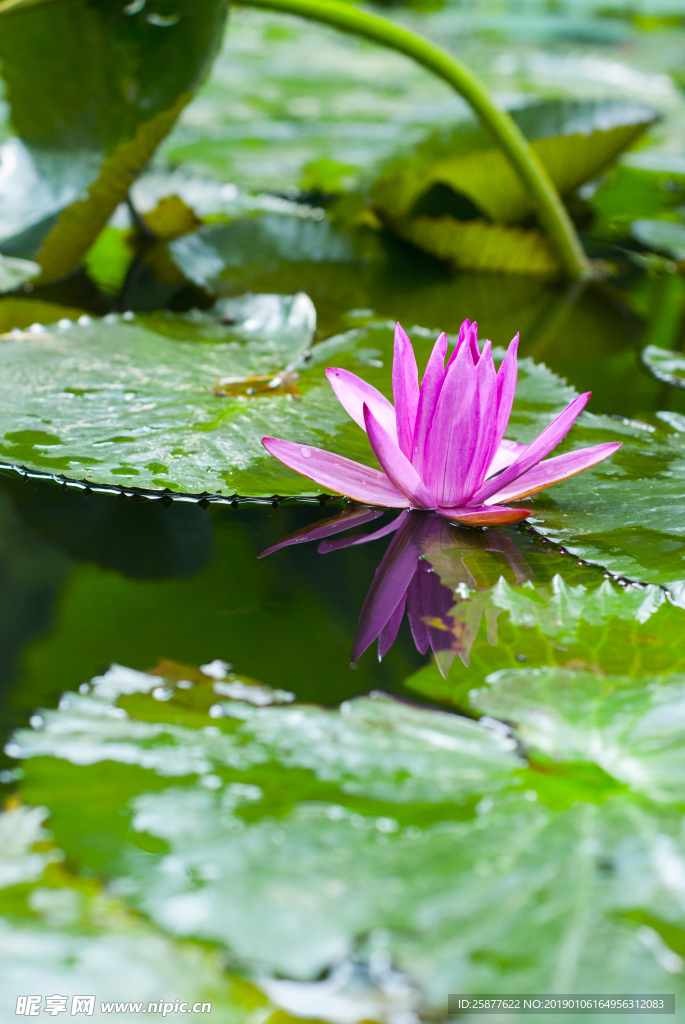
[237,0,591,280]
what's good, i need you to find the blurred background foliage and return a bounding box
[1,2,685,1019]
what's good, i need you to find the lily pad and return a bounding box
[9,660,685,1005]
[592,152,685,240]
[0,309,685,593]
[642,345,685,387]
[0,804,262,1023]
[471,665,685,804]
[0,254,38,293]
[370,100,656,273]
[0,0,229,278]
[631,218,685,260]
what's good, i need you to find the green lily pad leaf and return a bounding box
[631,219,685,260]
[169,214,363,288]
[0,803,261,1022]
[591,152,685,240]
[472,667,685,804]
[0,312,685,592]
[370,100,655,271]
[127,790,685,993]
[11,661,685,1003]
[384,215,559,276]
[11,666,521,803]
[374,100,657,225]
[0,0,229,278]
[403,542,680,708]
[0,292,337,494]
[642,345,685,387]
[0,255,38,293]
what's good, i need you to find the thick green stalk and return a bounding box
[237,0,591,280]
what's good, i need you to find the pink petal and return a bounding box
[422,339,480,506]
[364,405,433,507]
[378,595,406,660]
[494,334,519,450]
[259,505,383,558]
[412,331,447,476]
[435,504,531,526]
[485,438,527,479]
[393,323,419,459]
[351,511,417,661]
[471,392,591,505]
[325,367,397,439]
[468,322,480,363]
[318,515,402,553]
[445,318,476,372]
[486,442,622,504]
[464,340,498,500]
[262,436,408,506]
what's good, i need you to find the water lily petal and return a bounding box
[259,505,383,558]
[351,511,417,661]
[412,331,447,476]
[364,404,433,507]
[485,438,527,479]
[436,504,531,526]
[464,340,498,500]
[325,367,397,439]
[486,442,622,504]
[445,318,476,372]
[318,515,402,553]
[494,333,519,450]
[393,323,419,459]
[262,437,409,506]
[471,391,591,504]
[378,594,407,659]
[423,339,480,506]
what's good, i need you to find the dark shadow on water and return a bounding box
[0,476,429,739]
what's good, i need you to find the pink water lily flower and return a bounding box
[262,320,621,526]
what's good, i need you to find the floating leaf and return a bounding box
[0,254,38,293]
[472,666,685,804]
[9,660,685,1003]
[591,152,685,239]
[642,345,685,387]
[631,218,685,260]
[385,215,559,276]
[373,101,657,224]
[370,100,655,272]
[0,804,260,1023]
[0,0,229,279]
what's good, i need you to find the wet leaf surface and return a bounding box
[7,652,685,1008]
[0,307,683,592]
[0,805,260,1023]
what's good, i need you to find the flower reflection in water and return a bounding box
[260,506,534,677]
